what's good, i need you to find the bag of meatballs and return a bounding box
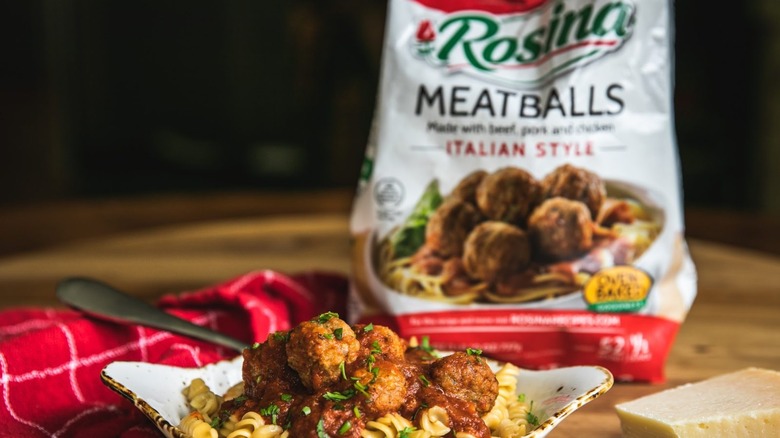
[349,0,696,382]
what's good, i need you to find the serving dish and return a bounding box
[101,355,613,438]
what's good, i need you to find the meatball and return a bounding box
[242,331,301,400]
[462,221,531,283]
[425,198,482,257]
[354,323,407,362]
[540,164,605,218]
[351,360,407,417]
[430,351,498,415]
[476,167,540,225]
[528,197,594,261]
[450,170,488,205]
[285,314,360,391]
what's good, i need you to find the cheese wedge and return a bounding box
[615,368,780,437]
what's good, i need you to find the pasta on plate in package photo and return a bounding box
[349,0,697,383]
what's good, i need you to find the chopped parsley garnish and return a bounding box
[399,426,417,438]
[527,410,540,427]
[338,421,352,435]
[302,406,312,416]
[363,323,374,332]
[366,353,376,368]
[323,390,354,401]
[370,340,382,355]
[321,333,335,340]
[352,379,370,399]
[251,342,260,349]
[517,393,526,402]
[260,404,280,424]
[209,417,223,429]
[466,347,482,356]
[272,331,289,342]
[339,361,347,380]
[316,418,328,438]
[418,375,431,387]
[280,393,292,402]
[420,336,433,352]
[527,400,540,426]
[333,327,343,340]
[232,395,247,404]
[316,312,339,324]
[416,336,439,359]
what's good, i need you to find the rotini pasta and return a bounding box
[182,378,222,419]
[417,406,451,436]
[492,418,526,438]
[224,411,288,438]
[361,413,431,438]
[218,414,239,438]
[222,382,244,401]
[179,412,218,438]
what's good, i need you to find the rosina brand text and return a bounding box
[436,1,635,71]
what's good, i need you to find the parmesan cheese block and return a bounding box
[615,368,780,437]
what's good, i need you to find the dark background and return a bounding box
[1,1,777,212]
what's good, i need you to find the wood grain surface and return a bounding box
[0,213,778,437]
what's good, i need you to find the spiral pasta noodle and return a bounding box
[360,412,430,438]
[218,414,239,438]
[481,395,509,430]
[179,411,218,438]
[417,406,451,436]
[483,363,518,429]
[182,378,223,419]
[222,382,245,401]
[492,418,525,438]
[225,411,288,438]
[482,363,534,437]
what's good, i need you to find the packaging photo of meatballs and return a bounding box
[349,0,697,382]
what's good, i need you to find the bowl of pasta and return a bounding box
[101,314,613,438]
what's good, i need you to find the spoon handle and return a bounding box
[56,277,248,352]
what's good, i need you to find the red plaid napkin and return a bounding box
[0,270,349,437]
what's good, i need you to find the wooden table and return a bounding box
[0,213,778,437]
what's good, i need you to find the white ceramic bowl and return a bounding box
[101,356,613,438]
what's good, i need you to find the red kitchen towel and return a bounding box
[0,270,349,438]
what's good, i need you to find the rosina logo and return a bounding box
[413,0,636,88]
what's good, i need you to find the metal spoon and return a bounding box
[56,276,248,352]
